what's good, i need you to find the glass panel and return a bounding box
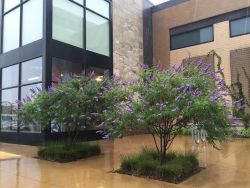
[171,26,213,50]
[2,64,19,88]
[86,11,110,56]
[3,8,20,53]
[200,27,213,43]
[20,84,42,133]
[231,17,250,37]
[86,0,109,18]
[1,88,18,132]
[22,57,43,85]
[53,0,84,48]
[52,58,83,83]
[4,0,20,12]
[21,83,42,102]
[22,0,43,45]
[73,0,84,5]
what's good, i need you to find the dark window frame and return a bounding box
[0,56,43,133]
[52,0,112,57]
[170,25,214,51]
[1,0,44,53]
[229,16,250,38]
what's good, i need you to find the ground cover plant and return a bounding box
[118,149,199,183]
[38,142,101,163]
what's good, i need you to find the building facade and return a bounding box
[152,0,250,110]
[0,0,153,144]
[1,0,250,145]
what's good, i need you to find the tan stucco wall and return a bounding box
[170,21,250,85]
[152,0,250,67]
[112,0,144,80]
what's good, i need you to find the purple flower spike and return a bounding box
[203,64,212,73]
[48,85,55,94]
[197,59,205,67]
[97,122,105,128]
[232,117,240,126]
[141,64,149,69]
[16,100,23,106]
[193,89,202,97]
[102,134,110,141]
[172,107,180,112]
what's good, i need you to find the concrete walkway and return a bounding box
[0,135,249,188]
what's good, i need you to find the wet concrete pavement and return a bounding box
[0,135,250,188]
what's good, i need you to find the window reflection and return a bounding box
[86,11,110,56]
[2,64,19,89]
[52,58,83,83]
[53,0,84,48]
[1,88,18,132]
[22,0,43,45]
[22,57,43,85]
[4,0,20,13]
[20,83,42,133]
[86,0,109,18]
[3,8,20,52]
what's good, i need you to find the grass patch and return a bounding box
[117,149,200,184]
[38,142,101,163]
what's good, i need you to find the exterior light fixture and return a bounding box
[95,76,104,82]
[28,77,40,81]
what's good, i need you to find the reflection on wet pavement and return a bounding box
[0,135,250,188]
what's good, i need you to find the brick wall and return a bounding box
[231,47,250,113]
[152,0,250,67]
[170,21,250,86]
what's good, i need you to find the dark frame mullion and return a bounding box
[229,16,250,38]
[1,81,43,91]
[2,0,30,16]
[19,0,23,48]
[109,0,113,73]
[170,25,214,51]
[17,63,22,133]
[68,0,111,21]
[0,0,3,54]
[0,69,2,132]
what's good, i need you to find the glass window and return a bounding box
[52,0,84,48]
[73,0,84,5]
[3,8,20,53]
[4,0,20,12]
[22,57,43,85]
[86,0,109,18]
[231,17,250,37]
[2,65,19,88]
[1,88,18,132]
[20,84,42,133]
[170,26,213,50]
[86,11,110,56]
[22,0,43,45]
[52,58,83,83]
[21,83,42,101]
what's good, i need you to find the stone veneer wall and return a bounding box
[112,0,144,80]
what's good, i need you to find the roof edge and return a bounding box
[152,0,190,13]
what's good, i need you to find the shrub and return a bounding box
[178,128,192,136]
[102,60,236,163]
[120,150,199,183]
[17,74,128,144]
[240,129,250,138]
[38,142,101,162]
